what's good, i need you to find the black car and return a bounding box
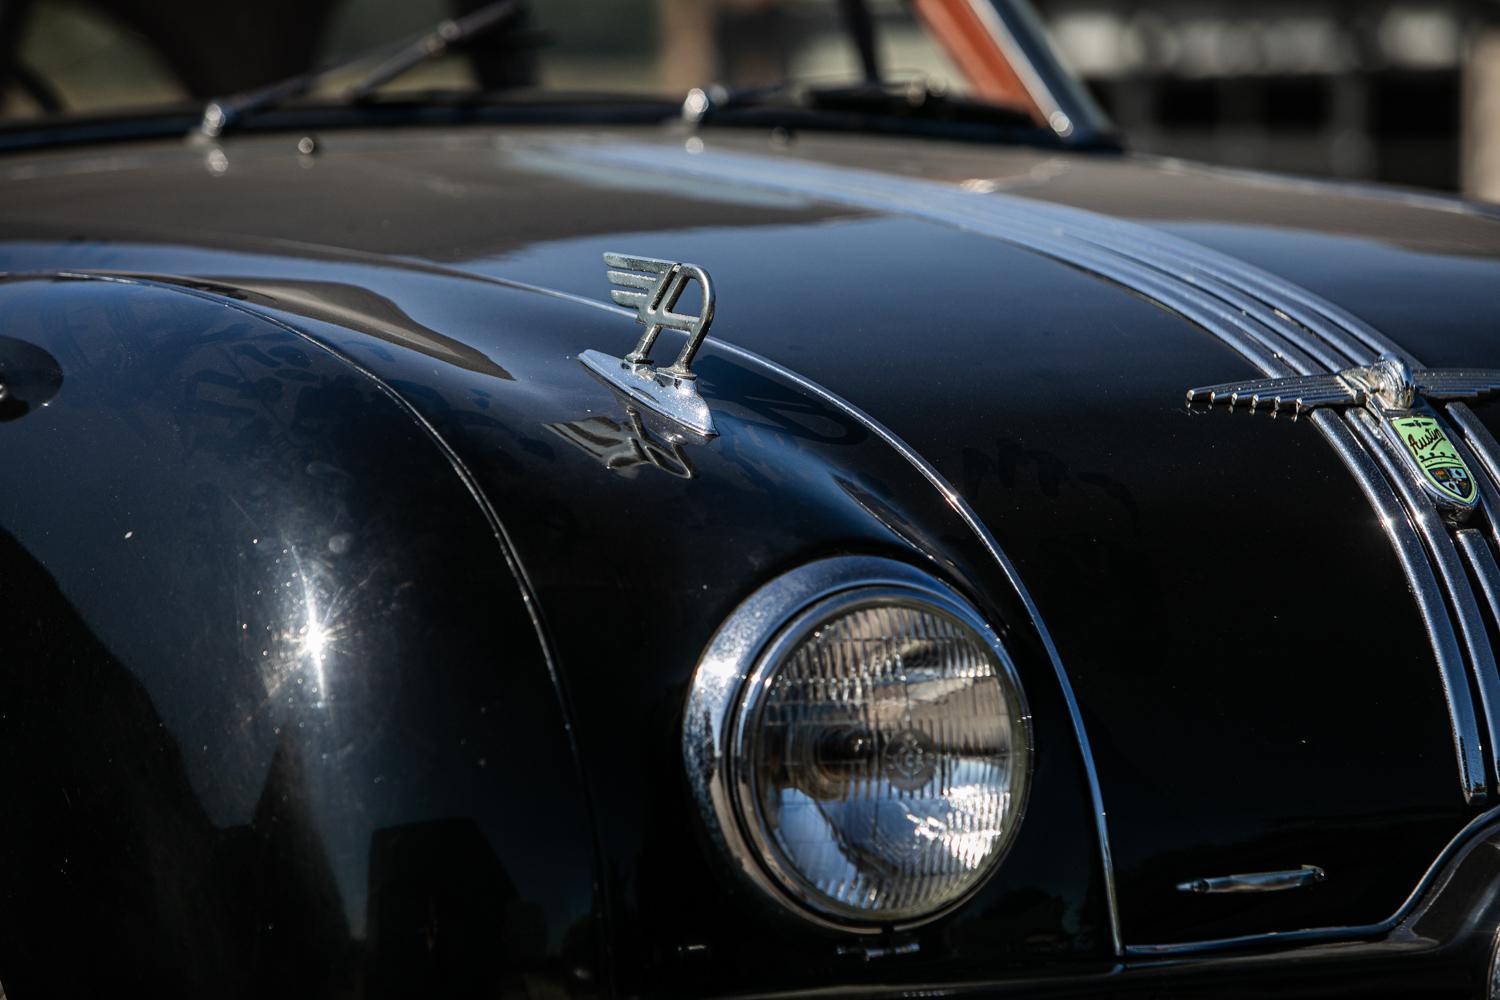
[2,1,1500,997]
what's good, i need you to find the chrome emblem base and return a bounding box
[1187,355,1500,514]
[579,349,715,438]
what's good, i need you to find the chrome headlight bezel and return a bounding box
[683,555,1033,934]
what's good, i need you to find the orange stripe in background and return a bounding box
[908,0,1044,123]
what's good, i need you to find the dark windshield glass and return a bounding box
[0,0,979,121]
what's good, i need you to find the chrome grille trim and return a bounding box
[1457,530,1500,654]
[1447,403,1500,552]
[1348,409,1497,791]
[1325,410,1486,799]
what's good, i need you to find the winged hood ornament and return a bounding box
[578,252,718,438]
[1188,356,1500,512]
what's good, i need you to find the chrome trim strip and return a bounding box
[1438,416,1500,544]
[1457,530,1500,642]
[996,194,1408,367]
[711,336,1124,956]
[1129,805,1500,957]
[1176,866,1326,895]
[560,144,1336,378]
[1347,409,1496,791]
[900,190,1372,371]
[1313,410,1486,800]
[1446,402,1500,552]
[1073,221,1404,368]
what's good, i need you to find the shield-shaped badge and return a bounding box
[1390,415,1478,506]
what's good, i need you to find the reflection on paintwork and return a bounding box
[199,278,515,380]
[0,276,598,997]
[0,335,62,421]
[505,144,814,211]
[547,407,695,479]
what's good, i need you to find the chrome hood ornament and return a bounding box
[578,252,718,437]
[1188,357,1500,512]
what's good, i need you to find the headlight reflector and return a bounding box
[686,558,1031,931]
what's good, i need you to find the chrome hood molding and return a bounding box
[555,139,1500,809]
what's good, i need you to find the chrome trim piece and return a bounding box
[1191,359,1487,513]
[1348,409,1499,786]
[683,556,1027,934]
[578,350,715,438]
[563,144,1317,377]
[917,186,1376,370]
[709,338,1124,955]
[1128,805,1500,957]
[583,252,719,435]
[1489,923,1500,1000]
[602,252,716,377]
[1458,529,1500,631]
[1311,410,1486,801]
[1185,371,1362,414]
[1176,866,1325,895]
[1447,403,1500,553]
[1455,529,1500,767]
[1188,357,1500,422]
[1194,366,1486,513]
[1434,410,1500,551]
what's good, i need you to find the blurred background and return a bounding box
[0,0,1496,201]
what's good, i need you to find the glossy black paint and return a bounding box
[239,276,1118,995]
[0,277,598,997]
[4,122,1500,996]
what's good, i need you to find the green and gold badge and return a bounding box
[1390,415,1477,506]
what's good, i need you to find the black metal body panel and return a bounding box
[0,277,598,998]
[4,123,1500,995]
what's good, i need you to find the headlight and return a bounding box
[685,557,1031,932]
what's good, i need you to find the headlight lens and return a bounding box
[686,558,1031,932]
[735,595,1028,922]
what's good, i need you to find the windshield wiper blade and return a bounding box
[197,0,524,138]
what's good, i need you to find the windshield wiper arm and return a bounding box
[198,0,525,138]
[343,0,524,100]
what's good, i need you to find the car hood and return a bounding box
[5,125,1500,951]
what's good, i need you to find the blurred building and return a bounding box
[1033,0,1500,200]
